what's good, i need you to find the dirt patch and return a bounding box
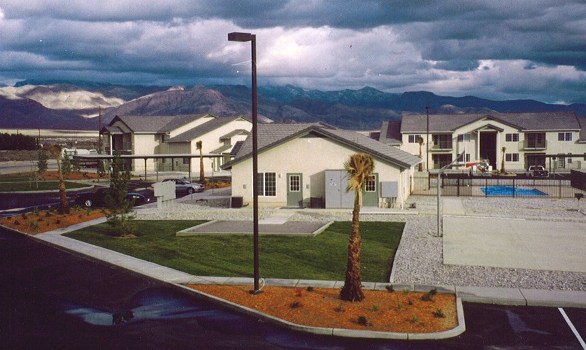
[187,284,457,334]
[0,207,106,234]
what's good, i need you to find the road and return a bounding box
[1,227,584,349]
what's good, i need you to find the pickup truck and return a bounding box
[525,165,549,178]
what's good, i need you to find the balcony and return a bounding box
[521,139,547,150]
[430,140,453,151]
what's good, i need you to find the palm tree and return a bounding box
[196,141,204,183]
[340,153,375,302]
[49,145,70,214]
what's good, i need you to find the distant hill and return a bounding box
[0,81,584,130]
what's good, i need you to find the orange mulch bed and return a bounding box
[187,285,458,334]
[0,208,106,234]
[37,171,105,180]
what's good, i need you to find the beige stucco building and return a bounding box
[223,123,421,208]
[378,112,586,172]
[101,114,251,175]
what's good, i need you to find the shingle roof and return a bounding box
[400,112,581,133]
[223,123,420,170]
[112,114,208,133]
[167,116,247,142]
[378,120,403,145]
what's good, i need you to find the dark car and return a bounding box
[162,178,204,195]
[74,187,152,208]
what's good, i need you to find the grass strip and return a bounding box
[64,220,404,282]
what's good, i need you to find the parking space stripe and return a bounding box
[559,308,586,349]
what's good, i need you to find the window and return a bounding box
[183,157,190,165]
[408,134,421,143]
[257,172,276,196]
[505,153,519,162]
[365,175,376,192]
[558,132,572,141]
[464,153,471,162]
[457,133,470,142]
[289,175,300,192]
[506,133,519,142]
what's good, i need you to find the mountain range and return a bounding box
[0,80,584,131]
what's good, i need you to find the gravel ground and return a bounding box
[135,193,586,291]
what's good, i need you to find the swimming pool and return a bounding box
[481,185,547,197]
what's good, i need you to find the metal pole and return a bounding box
[251,34,260,294]
[426,106,430,173]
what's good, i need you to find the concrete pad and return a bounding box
[521,289,586,308]
[456,286,527,306]
[443,216,586,273]
[177,220,331,236]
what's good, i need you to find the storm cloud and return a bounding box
[0,0,584,103]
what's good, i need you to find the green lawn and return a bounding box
[0,180,88,191]
[64,220,404,282]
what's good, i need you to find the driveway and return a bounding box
[443,215,586,273]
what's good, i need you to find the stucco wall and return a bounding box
[230,135,411,208]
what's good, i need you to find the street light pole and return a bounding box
[426,106,430,173]
[228,32,261,294]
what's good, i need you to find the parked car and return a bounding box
[74,187,152,208]
[162,178,205,195]
[525,165,549,178]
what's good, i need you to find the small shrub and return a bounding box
[357,316,369,326]
[433,308,446,318]
[28,220,40,233]
[409,316,418,324]
[289,301,303,309]
[20,213,27,219]
[334,304,344,313]
[45,211,53,218]
[421,288,437,302]
[371,305,380,312]
[407,298,414,306]
[385,285,394,293]
[13,219,21,226]
[55,219,61,225]
[32,208,39,216]
[396,302,403,310]
[306,286,314,292]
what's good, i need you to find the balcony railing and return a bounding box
[521,139,547,150]
[430,141,453,151]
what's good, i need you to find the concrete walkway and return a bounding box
[443,216,586,273]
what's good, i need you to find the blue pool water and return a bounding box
[481,185,547,197]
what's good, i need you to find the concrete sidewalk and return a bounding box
[443,216,586,273]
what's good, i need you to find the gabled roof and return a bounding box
[400,112,581,133]
[222,123,420,170]
[107,114,210,134]
[167,116,250,143]
[378,120,402,145]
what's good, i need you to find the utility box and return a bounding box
[325,170,354,208]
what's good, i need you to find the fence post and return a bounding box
[485,178,488,197]
[559,178,562,198]
[513,178,516,198]
[457,178,460,197]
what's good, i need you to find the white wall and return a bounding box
[230,135,411,207]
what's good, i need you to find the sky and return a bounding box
[0,0,585,104]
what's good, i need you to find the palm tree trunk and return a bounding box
[340,191,365,301]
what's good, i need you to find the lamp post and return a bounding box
[426,106,430,172]
[228,32,261,294]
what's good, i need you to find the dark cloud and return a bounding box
[0,0,584,103]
